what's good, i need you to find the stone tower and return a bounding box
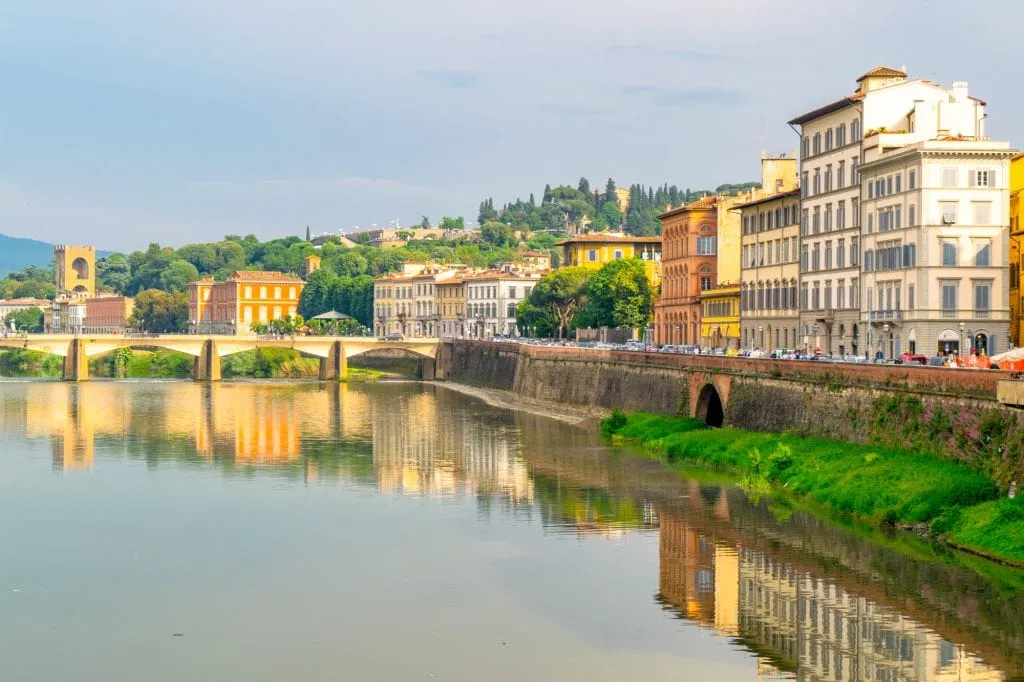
[55,245,96,298]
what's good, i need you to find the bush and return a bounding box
[601,409,629,436]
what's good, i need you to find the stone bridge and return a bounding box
[0,334,443,381]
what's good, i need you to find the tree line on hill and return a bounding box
[477,177,760,237]
[516,258,654,338]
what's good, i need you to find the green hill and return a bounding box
[0,233,55,277]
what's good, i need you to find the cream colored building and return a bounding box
[464,268,541,338]
[373,262,462,338]
[859,90,1014,357]
[737,153,801,350]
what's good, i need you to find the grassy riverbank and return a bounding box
[603,411,1024,565]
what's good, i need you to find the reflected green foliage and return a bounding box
[603,411,1024,564]
[222,348,319,379]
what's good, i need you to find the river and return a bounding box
[1,380,1022,681]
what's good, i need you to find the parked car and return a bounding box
[897,352,929,365]
[383,332,404,341]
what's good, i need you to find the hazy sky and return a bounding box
[2,0,1021,249]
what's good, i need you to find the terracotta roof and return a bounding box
[658,195,720,220]
[228,271,305,283]
[0,297,50,306]
[731,188,801,210]
[856,66,907,82]
[787,95,858,126]
[555,233,662,246]
[522,251,549,257]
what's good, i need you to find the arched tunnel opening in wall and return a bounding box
[695,384,724,428]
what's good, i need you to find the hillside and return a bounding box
[0,233,55,276]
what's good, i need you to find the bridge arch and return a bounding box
[695,383,724,428]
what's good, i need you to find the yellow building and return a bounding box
[700,285,740,349]
[1011,154,1024,348]
[55,245,96,297]
[556,233,662,289]
[188,271,305,335]
[435,278,466,338]
[304,254,322,276]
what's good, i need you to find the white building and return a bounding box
[464,268,540,338]
[859,79,1014,358]
[0,297,49,322]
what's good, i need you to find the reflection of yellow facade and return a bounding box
[557,234,663,289]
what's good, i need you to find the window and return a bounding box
[508,286,517,299]
[868,181,874,199]
[909,169,916,189]
[851,159,859,185]
[813,170,821,195]
[800,283,809,310]
[975,240,991,266]
[813,133,821,155]
[587,249,598,262]
[851,198,859,226]
[700,276,713,290]
[942,241,958,266]
[259,286,267,299]
[802,136,810,159]
[800,245,809,272]
[837,123,846,147]
[895,174,902,193]
[886,176,893,195]
[908,284,915,310]
[837,279,846,308]
[696,232,717,255]
[613,249,623,259]
[244,286,252,299]
[895,206,901,229]
[813,206,821,234]
[837,239,846,268]
[851,238,859,266]
[973,201,992,225]
[775,240,782,264]
[812,244,820,271]
[812,283,820,309]
[867,212,873,233]
[837,161,845,189]
[801,209,809,235]
[971,169,996,187]
[801,172,809,197]
[783,239,790,263]
[941,202,959,224]
[975,282,992,317]
[825,241,833,269]
[850,279,858,307]
[825,204,833,231]
[851,119,861,141]
[758,243,765,265]
[941,168,959,188]
[825,166,833,192]
[825,128,833,151]
[908,204,916,226]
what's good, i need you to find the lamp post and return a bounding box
[966,327,974,356]
[959,321,966,357]
[883,323,890,360]
[758,325,763,351]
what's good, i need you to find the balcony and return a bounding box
[868,310,903,324]
[814,308,836,323]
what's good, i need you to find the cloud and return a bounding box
[419,69,485,90]
[619,84,747,106]
[187,177,434,193]
[606,44,743,63]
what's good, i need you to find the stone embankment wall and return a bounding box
[445,341,1024,486]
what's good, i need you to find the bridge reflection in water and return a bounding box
[1,381,1020,680]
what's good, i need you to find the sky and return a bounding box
[1,0,1021,250]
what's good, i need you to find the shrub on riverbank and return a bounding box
[0,349,62,377]
[602,412,1024,564]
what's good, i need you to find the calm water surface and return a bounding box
[1,380,1023,681]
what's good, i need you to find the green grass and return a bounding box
[603,412,1024,565]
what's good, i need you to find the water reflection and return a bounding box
[1,381,1022,680]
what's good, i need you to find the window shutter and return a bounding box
[991,169,999,187]
[968,170,976,187]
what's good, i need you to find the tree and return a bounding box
[97,254,132,294]
[420,216,431,229]
[130,289,189,333]
[4,308,44,333]
[477,199,497,225]
[523,267,591,339]
[599,201,621,230]
[542,184,553,204]
[159,260,200,293]
[577,177,591,198]
[604,178,618,206]
[439,216,465,231]
[577,258,653,330]
[396,230,414,241]
[481,221,516,247]
[306,226,311,241]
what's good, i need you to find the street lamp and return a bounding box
[959,321,966,357]
[883,323,890,360]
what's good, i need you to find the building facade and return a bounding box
[858,78,1013,358]
[436,278,467,338]
[737,151,801,351]
[699,285,740,349]
[1011,154,1024,348]
[0,297,50,321]
[464,269,540,338]
[557,234,662,289]
[55,245,96,298]
[373,263,462,338]
[84,296,135,333]
[654,197,719,345]
[188,271,305,335]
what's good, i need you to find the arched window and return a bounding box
[699,265,713,291]
[696,225,716,255]
[71,257,90,279]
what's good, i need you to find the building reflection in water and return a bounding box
[658,511,1003,681]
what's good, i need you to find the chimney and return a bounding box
[952,81,969,103]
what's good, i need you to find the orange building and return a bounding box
[84,295,135,332]
[655,196,720,345]
[188,271,305,335]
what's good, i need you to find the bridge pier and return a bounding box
[63,339,87,382]
[194,340,221,381]
[319,341,347,381]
